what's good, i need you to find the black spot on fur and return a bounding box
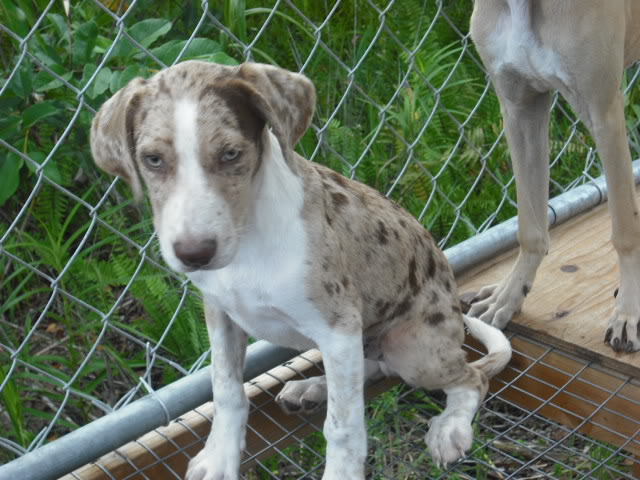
[426,251,437,278]
[452,303,461,314]
[331,192,349,208]
[407,257,420,294]
[323,282,334,296]
[392,229,399,240]
[325,211,333,226]
[522,285,530,297]
[431,291,439,303]
[377,220,389,245]
[322,262,329,271]
[427,312,446,325]
[342,276,349,288]
[444,279,452,293]
[376,300,391,319]
[399,219,407,228]
[389,295,413,320]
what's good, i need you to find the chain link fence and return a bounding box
[1,0,640,478]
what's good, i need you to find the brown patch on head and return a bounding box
[124,93,143,167]
[200,82,266,142]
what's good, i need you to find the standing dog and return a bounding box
[91,61,511,479]
[469,0,640,352]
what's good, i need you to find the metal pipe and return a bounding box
[447,160,640,275]
[2,160,639,480]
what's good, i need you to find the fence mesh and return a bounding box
[1,0,639,477]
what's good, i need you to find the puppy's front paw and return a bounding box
[276,377,327,414]
[186,445,240,480]
[425,410,473,467]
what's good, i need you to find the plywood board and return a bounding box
[458,188,640,376]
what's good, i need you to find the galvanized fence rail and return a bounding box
[1,0,640,478]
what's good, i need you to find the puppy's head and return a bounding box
[91,62,315,272]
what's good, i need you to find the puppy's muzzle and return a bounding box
[173,238,218,270]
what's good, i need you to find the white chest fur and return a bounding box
[484,1,570,91]
[188,134,320,351]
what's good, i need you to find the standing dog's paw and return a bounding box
[467,281,528,329]
[186,446,240,480]
[605,310,640,353]
[605,283,640,353]
[276,377,327,414]
[425,410,473,467]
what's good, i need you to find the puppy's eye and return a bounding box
[222,149,239,163]
[143,155,163,169]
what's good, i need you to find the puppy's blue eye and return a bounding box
[222,149,239,162]
[144,155,163,169]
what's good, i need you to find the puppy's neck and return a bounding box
[248,131,305,242]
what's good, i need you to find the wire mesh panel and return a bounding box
[1,0,640,477]
[64,335,640,480]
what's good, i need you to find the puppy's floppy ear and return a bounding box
[237,63,316,164]
[90,77,148,201]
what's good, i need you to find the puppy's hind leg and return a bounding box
[380,318,488,467]
[425,369,486,467]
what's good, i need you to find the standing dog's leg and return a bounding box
[591,93,640,352]
[316,326,366,480]
[566,87,640,352]
[186,304,248,480]
[469,73,553,329]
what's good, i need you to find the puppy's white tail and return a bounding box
[463,314,512,378]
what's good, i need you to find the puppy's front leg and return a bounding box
[187,303,248,480]
[317,328,367,480]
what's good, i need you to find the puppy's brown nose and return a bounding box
[173,239,217,269]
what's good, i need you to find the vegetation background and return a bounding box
[0,0,638,476]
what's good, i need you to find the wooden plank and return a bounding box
[458,188,640,377]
